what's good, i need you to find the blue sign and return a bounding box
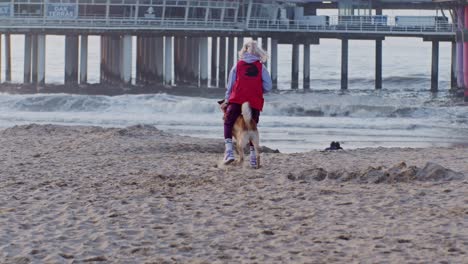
[46,3,78,19]
[0,4,11,17]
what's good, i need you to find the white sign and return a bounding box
[47,4,78,19]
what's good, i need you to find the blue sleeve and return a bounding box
[225,65,237,101]
[262,65,272,93]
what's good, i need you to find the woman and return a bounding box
[221,40,272,167]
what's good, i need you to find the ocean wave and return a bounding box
[0,92,466,122]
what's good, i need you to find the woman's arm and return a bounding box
[262,65,272,93]
[225,65,237,101]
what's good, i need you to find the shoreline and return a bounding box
[0,124,467,263]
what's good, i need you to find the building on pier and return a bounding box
[0,0,466,100]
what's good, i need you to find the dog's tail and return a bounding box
[241,102,254,130]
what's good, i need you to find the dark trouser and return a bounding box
[224,103,260,143]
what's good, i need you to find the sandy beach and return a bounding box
[0,124,467,263]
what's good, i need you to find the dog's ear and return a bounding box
[217,99,225,105]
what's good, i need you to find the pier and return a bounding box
[0,0,466,101]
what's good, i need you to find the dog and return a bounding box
[218,99,261,168]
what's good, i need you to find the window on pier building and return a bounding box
[165,6,185,19]
[223,8,237,22]
[78,4,106,19]
[187,7,206,20]
[14,2,43,17]
[208,8,221,21]
[251,3,279,20]
[109,5,133,19]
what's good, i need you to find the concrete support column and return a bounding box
[181,37,190,84]
[121,35,132,84]
[375,39,382,89]
[0,34,2,82]
[191,37,200,86]
[179,37,189,83]
[5,34,11,82]
[451,41,457,90]
[457,7,465,90]
[200,37,209,86]
[261,37,268,67]
[211,37,218,87]
[100,36,105,83]
[145,38,153,84]
[24,34,32,83]
[143,37,150,84]
[303,43,310,89]
[109,36,117,83]
[156,36,165,84]
[173,36,181,84]
[114,36,122,83]
[31,35,38,84]
[227,37,235,73]
[463,5,468,101]
[261,37,268,51]
[291,43,299,89]
[237,37,244,60]
[100,36,107,83]
[142,37,148,84]
[375,10,383,90]
[65,35,79,84]
[80,35,88,84]
[431,40,439,92]
[164,36,173,85]
[341,39,348,90]
[271,38,278,89]
[136,37,141,84]
[219,37,227,86]
[37,35,46,85]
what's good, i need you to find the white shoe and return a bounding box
[223,150,235,164]
[250,149,257,168]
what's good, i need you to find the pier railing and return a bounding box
[0,15,456,35]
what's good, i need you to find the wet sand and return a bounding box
[0,124,467,263]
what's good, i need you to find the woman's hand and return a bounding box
[220,101,228,111]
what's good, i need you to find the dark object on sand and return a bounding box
[325,141,343,151]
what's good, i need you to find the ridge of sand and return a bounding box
[0,124,467,263]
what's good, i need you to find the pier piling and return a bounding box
[451,41,457,89]
[303,43,310,89]
[80,35,88,84]
[5,34,11,82]
[291,43,299,89]
[431,40,439,92]
[228,37,235,73]
[155,37,164,84]
[219,37,227,87]
[376,39,383,89]
[121,35,132,85]
[37,35,46,85]
[65,35,79,85]
[211,37,218,87]
[200,37,209,86]
[341,38,349,90]
[31,35,38,84]
[271,38,278,89]
[24,35,32,84]
[164,36,173,86]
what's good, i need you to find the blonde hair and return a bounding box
[238,40,269,63]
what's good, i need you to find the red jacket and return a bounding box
[228,60,264,111]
